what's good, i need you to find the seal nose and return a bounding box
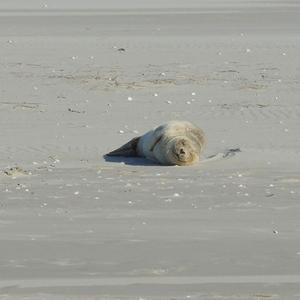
[180,148,186,155]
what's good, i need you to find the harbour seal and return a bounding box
[106,121,206,166]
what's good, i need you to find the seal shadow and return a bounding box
[103,155,160,166]
[103,148,241,166]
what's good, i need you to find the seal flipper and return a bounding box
[106,137,140,157]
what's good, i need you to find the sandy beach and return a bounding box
[1,0,300,299]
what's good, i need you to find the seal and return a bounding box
[106,121,206,166]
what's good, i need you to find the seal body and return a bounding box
[106,121,206,166]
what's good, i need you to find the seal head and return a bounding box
[170,137,199,165]
[156,136,201,166]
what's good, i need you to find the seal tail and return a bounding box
[106,137,140,157]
